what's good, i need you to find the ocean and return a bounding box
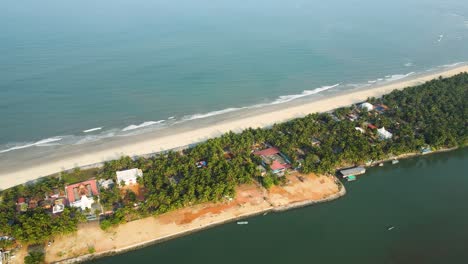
[88,148,468,264]
[1,0,468,155]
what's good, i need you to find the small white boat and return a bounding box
[237,221,248,225]
[379,163,384,167]
[392,159,399,165]
[387,226,395,231]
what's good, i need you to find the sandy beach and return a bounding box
[7,172,344,263]
[1,65,468,190]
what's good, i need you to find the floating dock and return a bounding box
[340,167,366,178]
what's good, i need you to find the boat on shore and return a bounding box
[346,175,357,182]
[392,159,399,164]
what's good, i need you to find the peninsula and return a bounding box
[0,70,467,263]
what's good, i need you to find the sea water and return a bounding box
[1,0,468,154]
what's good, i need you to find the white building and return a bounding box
[98,179,115,189]
[71,195,93,211]
[360,102,374,111]
[116,168,143,186]
[355,127,365,134]
[377,127,393,140]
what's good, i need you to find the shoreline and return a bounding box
[1,64,467,190]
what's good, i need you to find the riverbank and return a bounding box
[25,172,344,263]
[1,65,467,191]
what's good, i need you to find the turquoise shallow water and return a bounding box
[1,0,468,151]
[89,148,468,264]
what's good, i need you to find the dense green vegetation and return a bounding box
[24,251,45,264]
[0,73,466,244]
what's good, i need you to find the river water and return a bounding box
[89,148,468,264]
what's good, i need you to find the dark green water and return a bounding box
[90,149,468,264]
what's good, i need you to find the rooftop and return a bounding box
[116,168,143,183]
[253,147,280,157]
[65,179,99,203]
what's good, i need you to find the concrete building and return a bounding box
[377,127,393,140]
[66,179,99,210]
[116,168,143,186]
[360,102,374,111]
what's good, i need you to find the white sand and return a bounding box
[1,65,467,190]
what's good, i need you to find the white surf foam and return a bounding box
[0,137,63,154]
[122,120,165,132]
[83,127,103,133]
[168,116,175,120]
[74,131,117,145]
[404,62,413,67]
[271,84,340,104]
[384,72,415,82]
[441,62,464,68]
[183,108,244,121]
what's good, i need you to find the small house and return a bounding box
[16,198,27,213]
[355,127,365,134]
[98,179,115,190]
[196,161,207,168]
[377,127,393,140]
[360,102,374,111]
[116,168,143,186]
[375,104,389,112]
[28,199,38,209]
[253,147,291,176]
[52,198,66,214]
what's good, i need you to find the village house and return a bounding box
[98,179,115,190]
[355,127,365,134]
[52,198,66,214]
[16,198,27,213]
[65,179,99,210]
[311,137,321,146]
[377,127,393,140]
[374,104,389,113]
[253,147,291,176]
[360,102,374,111]
[116,168,143,186]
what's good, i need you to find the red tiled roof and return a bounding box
[270,160,291,171]
[253,147,280,156]
[367,124,377,129]
[65,179,99,203]
[17,197,25,204]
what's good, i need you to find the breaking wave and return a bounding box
[0,62,465,155]
[122,120,165,132]
[270,84,340,104]
[83,127,103,133]
[0,137,63,154]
